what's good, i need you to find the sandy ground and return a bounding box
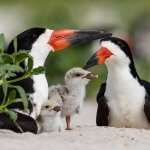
[0,101,150,150]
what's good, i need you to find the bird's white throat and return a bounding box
[30,29,53,68]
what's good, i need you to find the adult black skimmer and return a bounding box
[84,37,150,129]
[0,27,111,133]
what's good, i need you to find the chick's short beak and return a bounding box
[82,72,98,80]
[53,106,61,112]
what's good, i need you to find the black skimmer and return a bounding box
[84,37,150,129]
[0,27,111,133]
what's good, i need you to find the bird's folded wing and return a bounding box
[140,80,150,123]
[144,95,150,123]
[57,86,69,96]
[96,83,109,126]
[0,112,38,134]
[48,85,64,106]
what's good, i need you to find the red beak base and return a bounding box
[83,47,113,69]
[48,30,76,51]
[97,47,113,64]
[48,29,113,51]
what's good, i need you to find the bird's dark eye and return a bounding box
[45,105,49,109]
[75,73,83,77]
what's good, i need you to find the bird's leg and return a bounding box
[66,115,71,130]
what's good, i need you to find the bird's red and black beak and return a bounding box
[48,30,112,51]
[83,47,113,69]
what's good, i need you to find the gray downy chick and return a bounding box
[48,67,98,130]
[37,100,64,132]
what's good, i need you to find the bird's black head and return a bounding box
[100,37,133,61]
[84,37,139,79]
[7,27,46,54]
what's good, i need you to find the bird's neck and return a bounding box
[29,29,53,68]
[107,64,133,83]
[29,46,51,68]
[106,57,140,82]
[106,63,143,96]
[107,61,135,82]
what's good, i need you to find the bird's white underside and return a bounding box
[101,41,150,129]
[38,113,64,132]
[28,29,53,119]
[61,85,86,117]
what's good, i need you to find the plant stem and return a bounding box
[8,73,30,84]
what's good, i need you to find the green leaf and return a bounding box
[0,54,4,63]
[15,52,28,64]
[0,70,5,77]
[6,71,16,78]
[31,66,45,75]
[14,98,23,103]
[0,34,5,52]
[7,110,17,121]
[13,37,17,53]
[0,64,24,73]
[2,54,14,64]
[16,86,28,110]
[2,77,8,102]
[8,90,16,103]
[27,55,33,71]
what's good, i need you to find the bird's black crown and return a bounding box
[7,27,46,54]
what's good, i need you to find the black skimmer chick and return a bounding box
[49,67,98,130]
[84,37,150,129]
[37,100,64,132]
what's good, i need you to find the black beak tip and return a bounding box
[83,64,89,70]
[83,54,98,70]
[99,32,112,38]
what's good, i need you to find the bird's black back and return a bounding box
[140,80,150,95]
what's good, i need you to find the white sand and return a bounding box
[0,101,150,150]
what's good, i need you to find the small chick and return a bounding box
[48,67,98,130]
[37,100,64,132]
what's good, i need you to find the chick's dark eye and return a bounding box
[75,73,82,77]
[45,105,49,109]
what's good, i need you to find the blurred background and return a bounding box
[0,0,150,99]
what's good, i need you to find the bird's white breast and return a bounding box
[105,67,150,129]
[39,115,63,132]
[61,86,86,117]
[28,29,52,118]
[30,74,48,118]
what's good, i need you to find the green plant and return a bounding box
[0,34,45,121]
